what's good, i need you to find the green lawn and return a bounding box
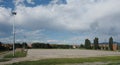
[0,51,5,53]
[0,51,8,55]
[0,50,27,62]
[4,51,27,58]
[107,61,120,65]
[7,56,120,65]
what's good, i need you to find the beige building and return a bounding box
[92,43,118,51]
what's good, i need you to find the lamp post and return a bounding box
[12,12,16,56]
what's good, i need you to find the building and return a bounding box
[72,45,80,49]
[112,43,118,51]
[2,44,13,50]
[92,43,118,51]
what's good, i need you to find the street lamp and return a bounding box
[12,12,17,56]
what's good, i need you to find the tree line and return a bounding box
[0,42,73,51]
[0,42,28,51]
[0,37,115,51]
[31,42,73,49]
[0,42,9,51]
[84,37,114,50]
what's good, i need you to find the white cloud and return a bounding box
[11,0,120,32]
[26,0,35,4]
[1,0,120,43]
[15,29,46,42]
[50,0,59,4]
[47,39,58,43]
[13,0,25,6]
[0,7,11,24]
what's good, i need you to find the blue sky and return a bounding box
[0,0,66,9]
[0,0,120,44]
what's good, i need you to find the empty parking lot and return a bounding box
[1,49,120,65]
[26,49,120,60]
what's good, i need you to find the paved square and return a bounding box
[27,49,120,60]
[1,49,120,65]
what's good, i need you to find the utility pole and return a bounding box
[12,12,17,56]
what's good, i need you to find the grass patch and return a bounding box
[4,51,27,58]
[0,51,5,53]
[7,56,120,65]
[0,51,8,55]
[107,61,120,65]
[0,58,11,62]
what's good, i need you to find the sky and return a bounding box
[0,0,120,44]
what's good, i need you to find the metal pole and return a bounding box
[12,12,16,56]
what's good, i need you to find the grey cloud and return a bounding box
[90,13,120,37]
[1,0,120,43]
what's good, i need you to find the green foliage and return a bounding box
[109,37,113,50]
[107,61,120,65]
[0,42,28,51]
[0,42,8,51]
[80,44,84,48]
[7,56,120,65]
[51,44,72,49]
[15,42,28,49]
[32,43,52,48]
[85,39,91,49]
[15,43,22,48]
[4,51,27,58]
[94,37,99,50]
[31,43,72,49]
[22,42,28,49]
[0,46,8,51]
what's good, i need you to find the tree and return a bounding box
[94,37,99,50]
[0,42,2,46]
[31,43,52,48]
[15,43,22,48]
[0,42,7,51]
[22,42,28,49]
[85,39,91,49]
[109,37,113,50]
[80,44,84,48]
